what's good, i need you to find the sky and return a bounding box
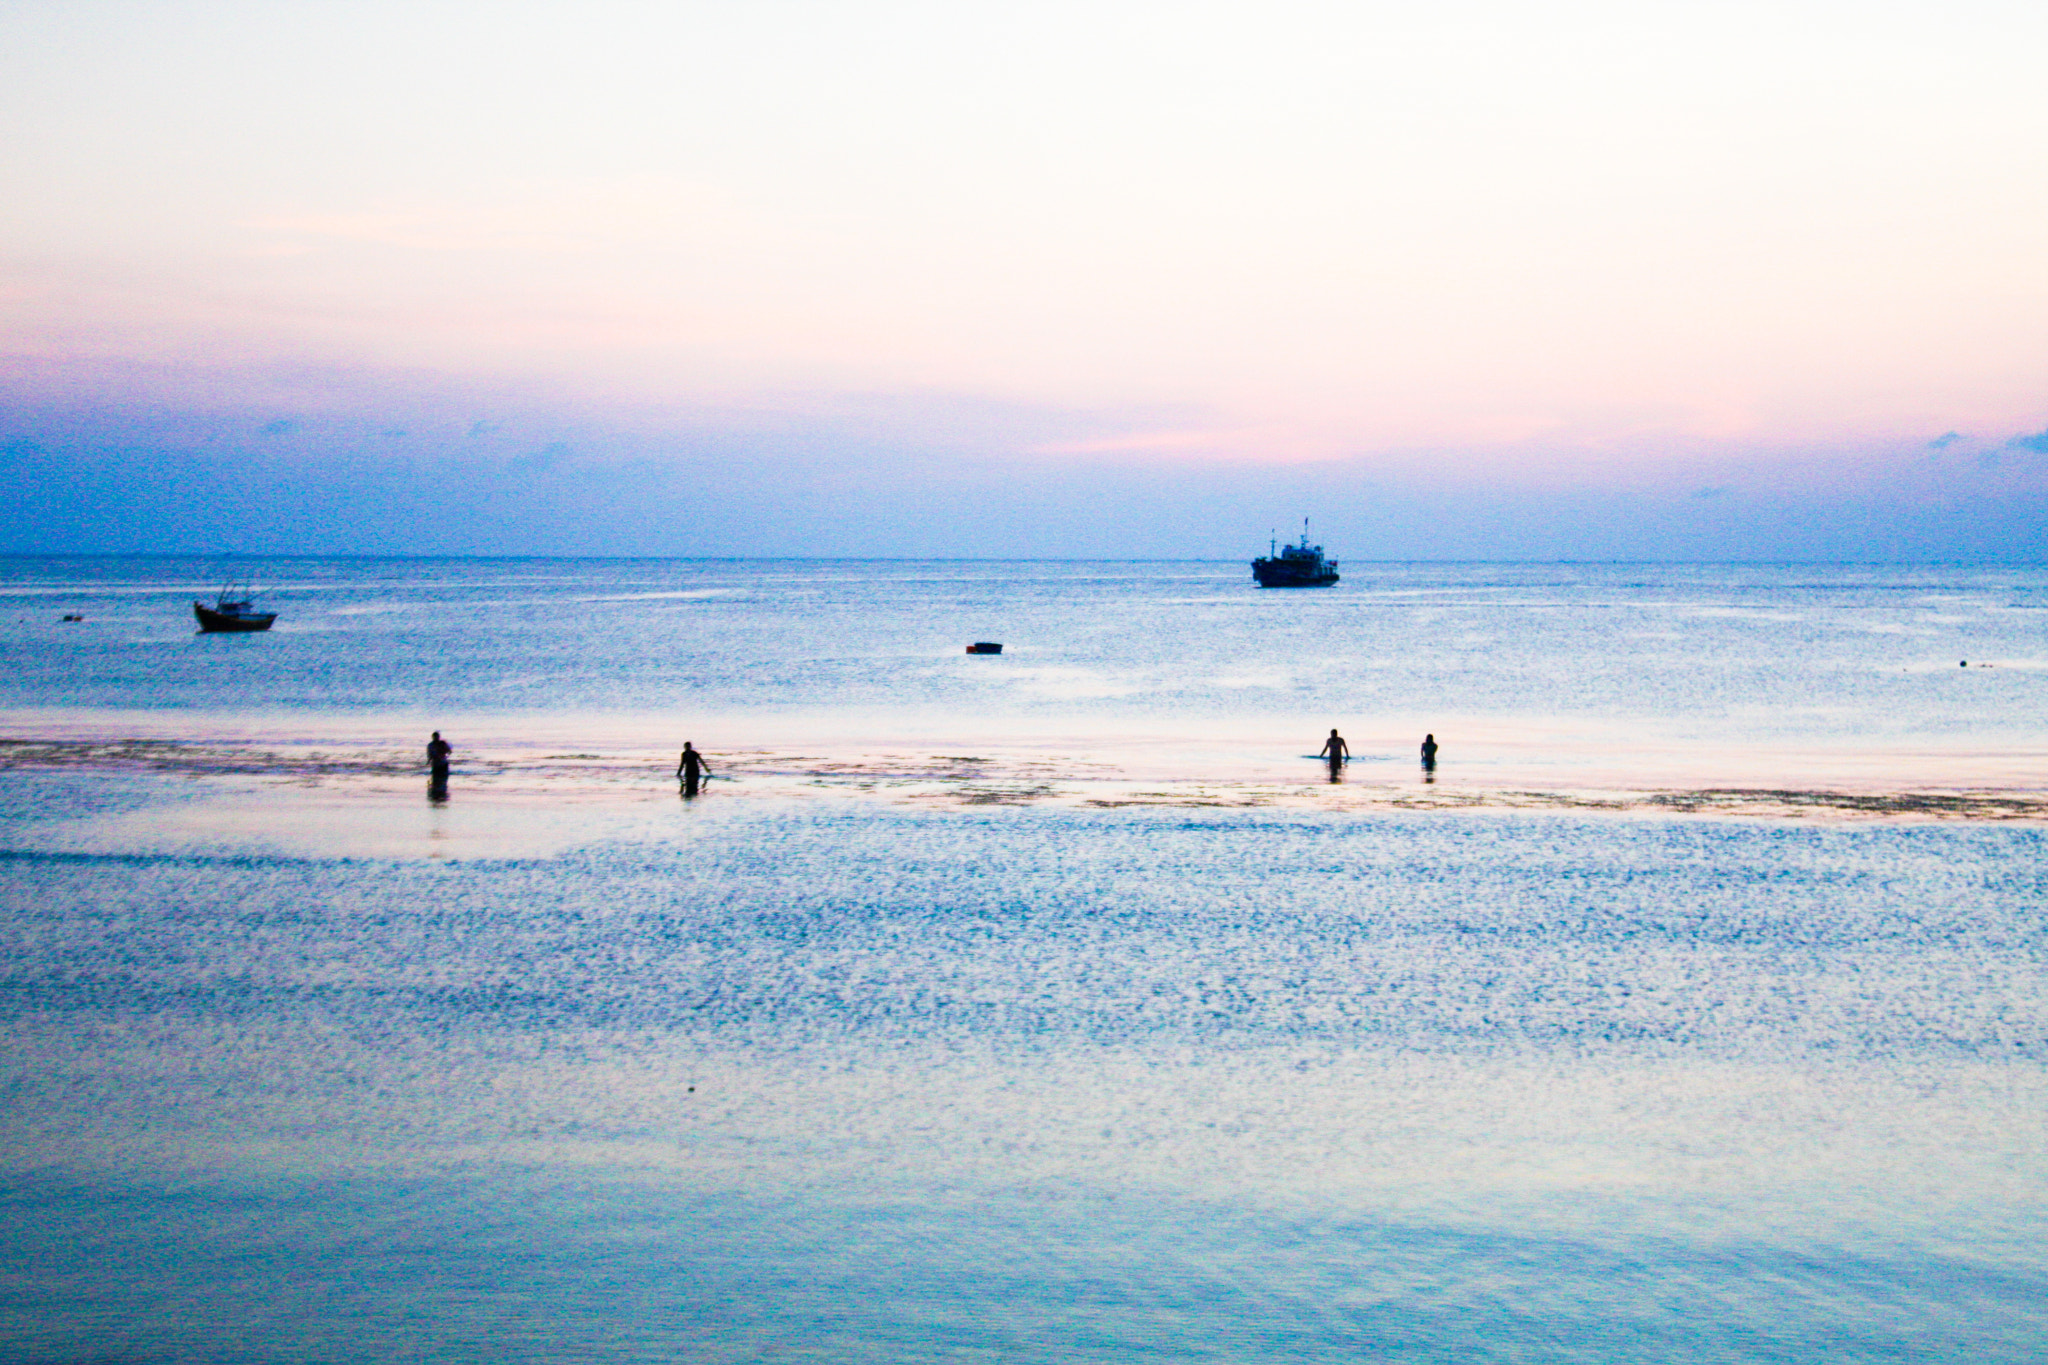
[3,0,2046,558]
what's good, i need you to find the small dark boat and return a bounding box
[194,585,276,633]
[966,642,1003,655]
[1252,521,1340,588]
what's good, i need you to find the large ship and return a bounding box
[1252,522,1339,587]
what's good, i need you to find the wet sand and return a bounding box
[3,722,2044,843]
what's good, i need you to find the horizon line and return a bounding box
[1,552,2042,569]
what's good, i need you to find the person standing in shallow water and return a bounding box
[426,731,452,799]
[677,742,711,797]
[1420,733,1439,769]
[1318,728,1348,780]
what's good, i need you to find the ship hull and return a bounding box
[1252,561,1339,587]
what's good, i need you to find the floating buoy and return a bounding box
[966,642,1003,655]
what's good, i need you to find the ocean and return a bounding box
[1,557,2044,1362]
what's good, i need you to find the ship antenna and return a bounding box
[1270,529,1276,557]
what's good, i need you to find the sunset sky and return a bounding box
[4,0,2046,557]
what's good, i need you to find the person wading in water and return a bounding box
[426,731,453,800]
[1318,728,1349,781]
[676,742,712,797]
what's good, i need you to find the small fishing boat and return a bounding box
[966,642,1003,655]
[194,584,276,633]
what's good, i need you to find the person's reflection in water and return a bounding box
[426,730,452,803]
[1420,732,1438,783]
[677,741,711,798]
[1318,728,1348,782]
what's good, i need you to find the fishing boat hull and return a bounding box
[194,602,276,632]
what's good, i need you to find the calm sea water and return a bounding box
[1,558,2045,1362]
[3,555,2043,733]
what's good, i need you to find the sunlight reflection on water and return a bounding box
[2,773,2044,1361]
[2,559,2045,1360]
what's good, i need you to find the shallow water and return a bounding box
[3,765,2046,1361]
[2,559,2045,1361]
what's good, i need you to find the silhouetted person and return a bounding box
[427,730,452,800]
[1420,733,1438,768]
[1318,728,1348,781]
[677,741,711,797]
